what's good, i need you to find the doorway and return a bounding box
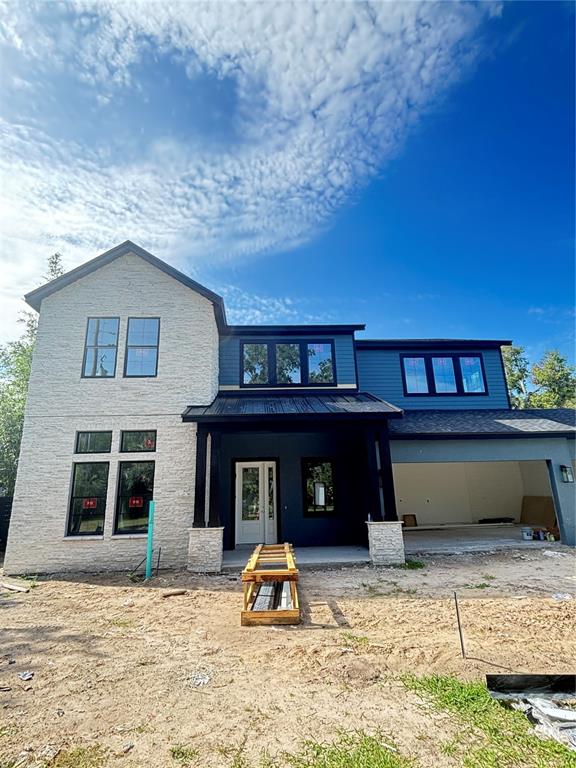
[234,461,277,546]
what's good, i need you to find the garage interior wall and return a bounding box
[392,460,552,525]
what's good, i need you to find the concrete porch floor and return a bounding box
[221,525,562,569]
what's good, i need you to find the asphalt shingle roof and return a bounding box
[389,408,576,437]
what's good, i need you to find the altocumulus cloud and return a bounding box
[0,0,500,337]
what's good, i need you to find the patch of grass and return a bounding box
[464,582,492,590]
[341,632,370,647]
[170,745,199,764]
[399,559,426,570]
[109,618,132,628]
[281,732,412,767]
[482,575,496,581]
[403,675,576,768]
[52,745,107,768]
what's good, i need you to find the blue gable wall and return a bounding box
[356,347,509,409]
[219,334,357,388]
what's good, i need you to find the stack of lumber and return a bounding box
[240,543,300,626]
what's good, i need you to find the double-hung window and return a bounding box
[67,462,109,536]
[242,340,335,387]
[82,318,119,377]
[125,318,160,377]
[402,354,487,396]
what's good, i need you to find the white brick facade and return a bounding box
[366,521,405,565]
[4,251,219,574]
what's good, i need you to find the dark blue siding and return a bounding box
[219,334,357,387]
[357,348,509,409]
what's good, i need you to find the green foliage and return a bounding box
[0,253,65,495]
[503,345,576,409]
[403,675,576,768]
[400,559,426,570]
[530,350,576,408]
[52,745,108,768]
[281,733,412,768]
[171,745,200,765]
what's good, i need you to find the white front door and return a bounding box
[235,461,277,546]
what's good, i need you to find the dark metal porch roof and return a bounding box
[182,392,403,423]
[389,408,576,439]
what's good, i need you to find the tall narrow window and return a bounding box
[403,357,428,394]
[115,461,155,534]
[460,356,486,393]
[302,459,335,517]
[125,318,160,377]
[307,343,334,383]
[67,462,109,536]
[243,343,269,384]
[432,357,457,393]
[82,318,119,377]
[276,343,301,384]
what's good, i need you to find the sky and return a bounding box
[0,1,574,364]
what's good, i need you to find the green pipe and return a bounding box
[145,500,155,580]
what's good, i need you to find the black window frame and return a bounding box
[120,430,157,453]
[400,353,489,397]
[240,339,337,388]
[75,431,113,454]
[81,317,120,379]
[66,461,110,537]
[123,317,161,378]
[114,460,155,535]
[301,457,337,518]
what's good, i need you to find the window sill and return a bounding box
[111,534,148,540]
[63,535,104,541]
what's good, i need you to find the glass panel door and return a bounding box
[235,461,277,546]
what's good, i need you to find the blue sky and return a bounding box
[0,1,574,364]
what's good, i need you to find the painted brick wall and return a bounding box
[356,348,509,409]
[4,252,218,574]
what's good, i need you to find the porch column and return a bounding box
[192,425,208,527]
[208,430,221,527]
[377,428,398,522]
[365,429,384,521]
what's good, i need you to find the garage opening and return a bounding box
[392,460,561,553]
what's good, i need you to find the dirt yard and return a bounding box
[1,548,575,767]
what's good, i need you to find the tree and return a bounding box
[503,345,576,409]
[529,350,576,409]
[502,345,531,408]
[0,254,65,494]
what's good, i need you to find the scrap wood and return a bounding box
[1,581,30,593]
[161,589,188,598]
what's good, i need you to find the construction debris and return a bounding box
[511,699,576,750]
[161,589,188,598]
[241,543,300,626]
[1,581,30,593]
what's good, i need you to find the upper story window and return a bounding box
[75,431,112,454]
[241,340,336,387]
[124,318,160,377]
[82,318,119,378]
[401,354,487,396]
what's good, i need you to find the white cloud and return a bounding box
[219,285,334,325]
[0,1,500,340]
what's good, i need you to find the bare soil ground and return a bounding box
[1,547,575,767]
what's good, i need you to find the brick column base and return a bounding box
[366,521,405,565]
[187,527,224,573]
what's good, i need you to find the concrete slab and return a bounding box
[404,525,561,555]
[222,545,370,570]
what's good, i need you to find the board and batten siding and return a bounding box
[356,348,509,409]
[219,334,357,388]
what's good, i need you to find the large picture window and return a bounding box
[124,318,160,377]
[302,459,335,517]
[115,461,155,534]
[82,318,119,378]
[75,431,112,454]
[67,462,109,536]
[401,354,487,396]
[241,340,335,387]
